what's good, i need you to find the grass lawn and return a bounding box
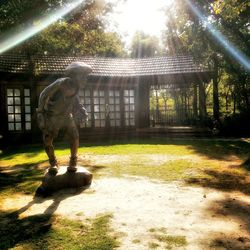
[0,138,250,249]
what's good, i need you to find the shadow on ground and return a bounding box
[207,198,250,249]
[1,138,250,162]
[0,188,88,250]
[186,168,250,195]
[0,162,45,194]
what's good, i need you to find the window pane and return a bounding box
[94,98,99,104]
[86,105,91,112]
[25,122,31,130]
[124,97,129,104]
[7,89,13,96]
[14,89,20,96]
[94,105,99,112]
[15,97,21,104]
[94,113,100,119]
[100,113,105,119]
[116,105,120,112]
[85,90,90,96]
[8,114,14,122]
[16,123,22,130]
[124,90,129,96]
[116,120,121,126]
[109,105,114,111]
[129,90,134,96]
[7,97,13,105]
[8,106,14,113]
[115,98,120,104]
[101,120,105,127]
[115,91,120,97]
[8,123,14,131]
[99,90,104,96]
[100,105,105,112]
[25,106,31,113]
[15,106,21,113]
[130,97,134,103]
[24,89,30,96]
[25,114,31,121]
[85,98,91,104]
[24,97,30,105]
[95,120,100,127]
[100,98,105,104]
[110,120,115,127]
[15,114,21,122]
[109,98,114,104]
[109,91,114,96]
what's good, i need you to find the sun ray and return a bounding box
[0,0,85,54]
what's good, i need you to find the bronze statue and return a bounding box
[37,62,92,175]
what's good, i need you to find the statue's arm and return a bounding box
[37,78,68,112]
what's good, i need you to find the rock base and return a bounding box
[36,166,93,196]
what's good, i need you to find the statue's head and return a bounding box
[65,62,92,88]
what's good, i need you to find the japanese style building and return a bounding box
[0,54,212,144]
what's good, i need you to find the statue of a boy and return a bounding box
[37,62,92,175]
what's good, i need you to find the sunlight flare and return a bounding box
[0,0,85,54]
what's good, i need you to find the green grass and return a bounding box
[0,139,249,197]
[1,138,249,167]
[0,213,119,250]
[154,234,187,249]
[0,138,249,249]
[148,227,187,249]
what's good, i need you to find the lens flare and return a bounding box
[0,0,85,54]
[185,0,250,72]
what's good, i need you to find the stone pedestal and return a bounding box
[36,166,93,196]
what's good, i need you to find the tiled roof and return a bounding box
[0,54,210,77]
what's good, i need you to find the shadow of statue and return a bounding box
[0,186,89,250]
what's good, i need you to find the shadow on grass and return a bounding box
[207,198,250,249]
[0,188,88,250]
[1,138,250,162]
[0,162,46,194]
[186,169,250,195]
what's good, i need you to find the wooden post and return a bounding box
[212,54,220,120]
[193,83,198,119]
[137,80,150,128]
[199,82,207,120]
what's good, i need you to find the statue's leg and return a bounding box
[43,132,58,175]
[65,119,79,172]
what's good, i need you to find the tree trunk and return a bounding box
[212,54,220,120]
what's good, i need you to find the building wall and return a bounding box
[0,74,144,146]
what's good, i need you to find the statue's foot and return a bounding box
[48,166,58,176]
[67,166,77,172]
[68,156,77,172]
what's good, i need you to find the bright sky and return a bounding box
[108,0,174,46]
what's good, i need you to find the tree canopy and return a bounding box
[130,31,163,58]
[0,0,125,57]
[162,0,249,114]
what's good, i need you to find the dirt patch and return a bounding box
[2,176,250,249]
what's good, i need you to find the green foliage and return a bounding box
[0,0,125,57]
[163,0,249,118]
[130,31,163,58]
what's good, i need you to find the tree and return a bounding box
[130,31,162,58]
[0,0,125,57]
[162,0,249,121]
